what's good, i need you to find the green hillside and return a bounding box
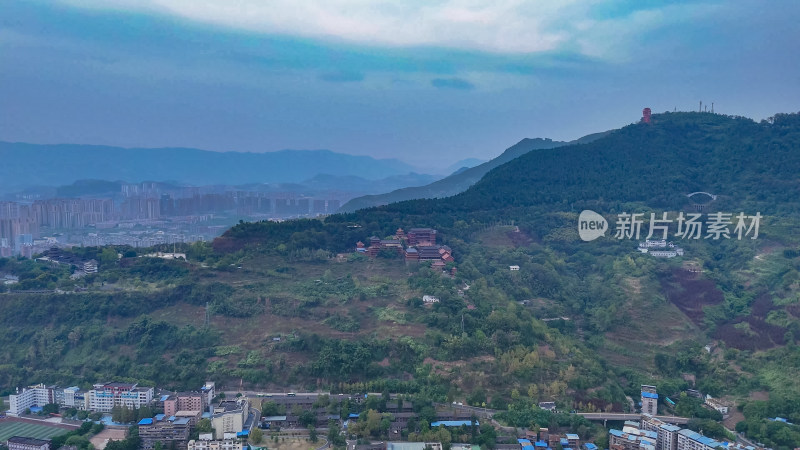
[2,111,800,447]
[339,134,608,212]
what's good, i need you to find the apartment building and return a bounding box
[641,385,658,415]
[676,429,722,450]
[139,417,191,450]
[8,384,55,416]
[87,382,153,412]
[211,400,249,438]
[164,393,206,417]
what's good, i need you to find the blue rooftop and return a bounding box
[160,395,171,402]
[518,439,532,445]
[201,412,212,418]
[522,446,534,450]
[535,442,548,447]
[431,420,477,427]
[138,418,153,425]
[641,392,658,399]
[173,418,190,426]
[155,414,166,421]
[237,431,249,437]
[348,413,360,418]
[584,444,598,450]
[560,439,569,445]
[610,430,623,437]
[770,417,792,424]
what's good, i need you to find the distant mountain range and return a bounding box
[0,142,427,193]
[339,132,607,212]
[442,158,487,175]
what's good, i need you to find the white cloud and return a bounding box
[56,0,638,55]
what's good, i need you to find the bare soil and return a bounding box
[660,269,724,325]
[90,428,128,450]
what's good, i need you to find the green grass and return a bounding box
[0,421,70,441]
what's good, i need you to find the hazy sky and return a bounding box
[1,0,798,168]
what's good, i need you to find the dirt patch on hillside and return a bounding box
[713,317,786,350]
[660,269,724,325]
[712,293,787,351]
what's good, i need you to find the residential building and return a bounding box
[211,400,249,438]
[164,393,207,417]
[188,440,244,450]
[139,417,191,450]
[386,443,443,450]
[703,396,730,416]
[565,434,580,448]
[7,437,51,450]
[676,429,722,450]
[657,425,681,450]
[62,387,87,410]
[87,382,154,412]
[83,260,98,274]
[610,429,655,450]
[641,385,658,415]
[538,402,556,412]
[8,384,55,416]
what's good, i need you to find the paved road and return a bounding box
[577,413,690,424]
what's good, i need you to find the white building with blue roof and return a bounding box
[676,429,724,450]
[641,385,658,415]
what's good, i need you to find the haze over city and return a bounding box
[2,0,798,167]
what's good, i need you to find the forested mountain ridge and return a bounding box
[3,112,800,448]
[339,133,608,212]
[443,111,800,213]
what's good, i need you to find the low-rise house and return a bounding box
[703,396,730,416]
[565,434,580,448]
[188,440,243,450]
[538,402,556,412]
[7,437,51,450]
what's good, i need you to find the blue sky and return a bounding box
[1,0,798,168]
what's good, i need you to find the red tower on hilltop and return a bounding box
[642,107,652,124]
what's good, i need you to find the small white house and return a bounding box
[422,295,440,303]
[509,265,520,271]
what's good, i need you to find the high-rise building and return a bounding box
[641,385,658,415]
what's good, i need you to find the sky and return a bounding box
[1,0,798,169]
